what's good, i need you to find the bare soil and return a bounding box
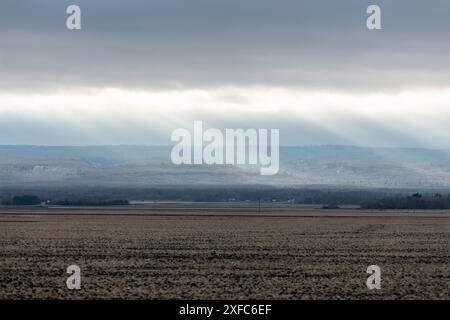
[0,206,448,299]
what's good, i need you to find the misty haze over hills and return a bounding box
[1,145,450,192]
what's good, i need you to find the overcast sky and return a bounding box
[1,0,450,147]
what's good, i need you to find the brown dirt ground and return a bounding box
[0,206,448,299]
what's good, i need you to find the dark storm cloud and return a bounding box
[0,0,449,91]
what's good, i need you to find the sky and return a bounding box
[0,0,450,147]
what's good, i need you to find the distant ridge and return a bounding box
[1,145,450,189]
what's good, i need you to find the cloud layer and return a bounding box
[0,0,449,91]
[1,1,449,147]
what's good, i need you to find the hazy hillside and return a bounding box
[1,145,450,190]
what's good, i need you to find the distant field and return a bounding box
[0,206,448,299]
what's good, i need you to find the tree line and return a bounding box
[1,195,129,206]
[362,193,450,209]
